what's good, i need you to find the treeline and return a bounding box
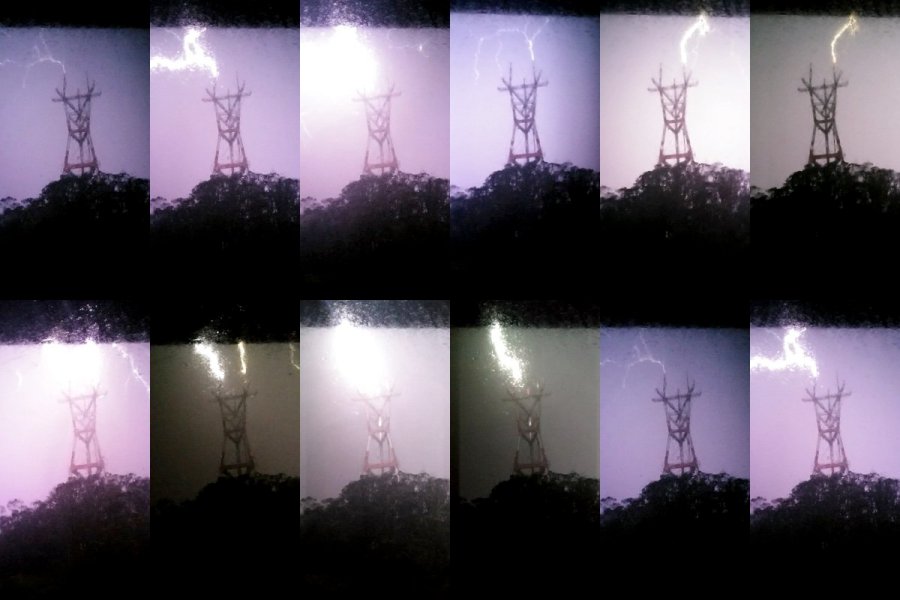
[752,162,900,293]
[751,472,900,560]
[0,173,148,294]
[150,172,300,283]
[0,474,150,595]
[299,172,449,296]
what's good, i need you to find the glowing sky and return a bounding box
[0,343,150,508]
[0,28,149,200]
[751,16,900,190]
[299,27,450,200]
[751,328,900,500]
[150,27,300,200]
[300,327,450,500]
[450,14,599,191]
[150,343,300,502]
[600,15,750,191]
[600,328,749,501]
[455,327,599,500]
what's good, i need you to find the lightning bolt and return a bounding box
[151,27,219,78]
[622,331,667,389]
[193,340,225,382]
[831,14,859,64]
[473,18,549,82]
[238,340,248,382]
[112,343,150,395]
[751,327,819,379]
[489,321,525,388]
[23,31,66,88]
[288,343,300,372]
[680,12,710,65]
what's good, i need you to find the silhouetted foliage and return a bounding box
[151,172,300,285]
[0,173,148,294]
[599,162,749,290]
[751,472,900,563]
[0,474,149,595]
[452,161,600,295]
[152,473,300,594]
[456,472,600,594]
[299,171,449,296]
[752,162,900,294]
[300,472,450,595]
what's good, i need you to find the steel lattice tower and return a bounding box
[648,66,696,166]
[355,86,400,176]
[499,66,547,166]
[52,76,100,176]
[215,388,256,477]
[504,384,550,476]
[359,390,399,475]
[64,388,105,478]
[799,66,847,166]
[203,80,251,176]
[652,377,700,476]
[803,382,850,476]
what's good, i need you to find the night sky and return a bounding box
[600,14,750,191]
[600,328,750,501]
[150,27,300,200]
[751,327,900,500]
[299,26,450,201]
[0,28,149,200]
[454,326,599,501]
[150,342,300,502]
[751,16,900,190]
[450,14,599,191]
[0,342,150,508]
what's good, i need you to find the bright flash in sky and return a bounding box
[193,340,225,382]
[238,340,247,379]
[151,27,219,78]
[41,339,102,392]
[831,14,859,64]
[751,327,819,379]
[301,25,377,100]
[489,322,525,388]
[680,12,710,65]
[333,314,387,397]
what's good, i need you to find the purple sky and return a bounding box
[299,27,450,200]
[0,28,149,200]
[600,328,749,501]
[0,343,150,508]
[150,27,300,200]
[300,327,449,501]
[150,343,300,502]
[450,14,599,191]
[455,327,599,500]
[752,16,900,190]
[751,328,900,500]
[600,15,750,191]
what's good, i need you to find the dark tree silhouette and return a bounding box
[0,173,148,295]
[0,474,149,595]
[299,172,449,296]
[752,162,900,294]
[150,172,300,286]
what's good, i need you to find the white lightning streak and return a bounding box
[112,343,150,395]
[680,13,710,65]
[288,343,300,372]
[622,331,666,389]
[831,14,859,64]
[238,340,248,380]
[473,18,549,82]
[23,31,66,88]
[151,27,219,78]
[193,340,225,382]
[489,321,525,387]
[751,327,819,379]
